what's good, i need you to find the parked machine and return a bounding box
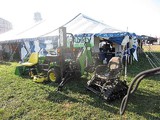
[86,56,128,101]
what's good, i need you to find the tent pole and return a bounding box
[124,54,128,81]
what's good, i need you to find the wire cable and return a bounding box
[39,13,82,37]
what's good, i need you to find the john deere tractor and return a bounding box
[15,27,93,85]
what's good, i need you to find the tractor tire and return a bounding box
[47,68,61,83]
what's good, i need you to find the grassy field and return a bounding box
[0,47,160,120]
[143,44,160,52]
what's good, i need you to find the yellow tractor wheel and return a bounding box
[49,72,56,82]
[47,68,61,83]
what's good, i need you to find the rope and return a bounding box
[144,53,157,68]
[16,20,45,35]
[148,51,160,66]
[145,45,160,65]
[39,13,82,37]
[140,46,160,68]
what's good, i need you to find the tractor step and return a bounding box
[85,86,101,95]
[39,64,49,66]
[42,69,49,72]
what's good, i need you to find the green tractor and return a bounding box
[15,27,93,84]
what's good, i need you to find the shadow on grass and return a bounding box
[45,77,123,114]
[47,91,120,114]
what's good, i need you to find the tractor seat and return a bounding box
[95,57,122,80]
[22,52,39,67]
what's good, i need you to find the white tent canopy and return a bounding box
[43,13,122,37]
[0,13,122,42]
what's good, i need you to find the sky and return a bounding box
[0,0,160,37]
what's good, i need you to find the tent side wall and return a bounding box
[0,42,21,61]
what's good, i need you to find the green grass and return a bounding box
[0,52,160,120]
